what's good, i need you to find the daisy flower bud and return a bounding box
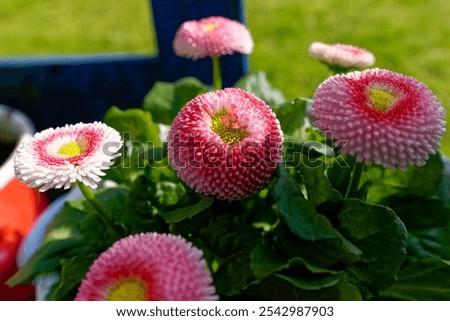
[312,68,446,170]
[75,232,217,301]
[14,122,122,192]
[308,42,376,69]
[168,88,283,200]
[173,16,254,60]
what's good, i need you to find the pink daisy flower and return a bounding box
[308,42,375,69]
[173,16,254,60]
[312,68,446,170]
[168,88,283,200]
[75,232,217,301]
[14,122,122,191]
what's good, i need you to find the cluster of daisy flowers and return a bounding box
[13,121,219,301]
[10,15,448,302]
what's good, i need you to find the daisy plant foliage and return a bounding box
[9,17,450,301]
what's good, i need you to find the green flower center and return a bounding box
[369,87,397,112]
[210,109,249,145]
[107,278,147,301]
[58,141,83,157]
[202,23,217,32]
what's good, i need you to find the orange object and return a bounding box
[0,176,48,300]
[0,105,48,300]
[0,116,49,299]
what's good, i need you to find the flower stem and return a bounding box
[77,182,122,237]
[345,161,364,198]
[326,63,351,75]
[212,56,222,90]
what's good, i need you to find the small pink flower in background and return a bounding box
[75,232,217,301]
[14,122,122,192]
[173,16,254,60]
[312,68,446,170]
[308,42,375,69]
[168,88,283,200]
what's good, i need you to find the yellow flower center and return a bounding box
[58,141,83,157]
[107,278,147,301]
[369,87,397,112]
[202,23,217,32]
[210,109,249,145]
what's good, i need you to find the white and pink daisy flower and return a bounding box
[75,232,217,301]
[173,16,254,60]
[168,88,283,200]
[312,68,446,170]
[14,122,122,192]
[308,42,375,69]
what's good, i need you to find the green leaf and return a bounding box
[199,211,262,257]
[154,181,186,209]
[368,153,444,203]
[275,272,341,291]
[83,187,128,242]
[334,199,407,297]
[250,244,343,291]
[246,271,360,300]
[437,154,450,205]
[103,106,161,145]
[335,272,362,300]
[407,227,450,261]
[234,71,286,106]
[103,107,161,181]
[272,165,361,263]
[272,98,333,160]
[381,258,450,300]
[214,250,254,297]
[377,193,450,263]
[47,254,97,300]
[49,187,128,250]
[250,243,337,279]
[206,214,262,297]
[140,142,167,162]
[7,239,86,286]
[250,243,356,293]
[298,158,342,206]
[142,77,208,125]
[380,194,449,231]
[272,98,308,135]
[160,196,214,223]
[123,175,167,234]
[94,186,129,222]
[284,141,335,163]
[250,243,288,279]
[44,200,87,242]
[205,212,263,297]
[326,155,355,196]
[125,175,157,218]
[272,165,325,239]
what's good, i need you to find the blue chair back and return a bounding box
[0,0,248,130]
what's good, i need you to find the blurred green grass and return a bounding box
[246,0,450,155]
[0,0,448,154]
[0,0,155,54]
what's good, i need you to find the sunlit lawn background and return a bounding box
[1,0,449,154]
